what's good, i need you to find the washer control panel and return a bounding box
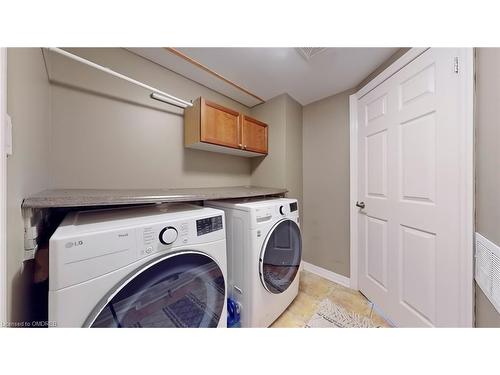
[50,205,226,289]
[138,215,224,259]
[196,215,223,236]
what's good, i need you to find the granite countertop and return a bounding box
[22,186,288,209]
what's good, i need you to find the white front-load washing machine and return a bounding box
[49,203,227,327]
[205,198,301,327]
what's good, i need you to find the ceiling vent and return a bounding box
[296,47,327,60]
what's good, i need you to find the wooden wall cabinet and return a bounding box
[185,97,268,157]
[240,115,268,154]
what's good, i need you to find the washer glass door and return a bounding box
[260,219,302,294]
[88,252,225,328]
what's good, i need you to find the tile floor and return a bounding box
[270,270,392,328]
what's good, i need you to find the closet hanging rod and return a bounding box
[47,47,193,109]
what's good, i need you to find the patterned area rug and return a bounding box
[305,299,379,328]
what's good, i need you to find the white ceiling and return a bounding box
[130,48,399,107]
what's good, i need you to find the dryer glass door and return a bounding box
[88,252,225,328]
[260,219,302,294]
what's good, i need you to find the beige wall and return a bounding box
[250,95,287,188]
[284,95,303,212]
[302,89,353,276]
[250,94,303,208]
[48,48,251,189]
[6,48,51,322]
[474,48,500,327]
[475,287,500,327]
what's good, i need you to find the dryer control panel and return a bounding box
[252,199,300,228]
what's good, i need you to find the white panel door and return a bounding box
[357,48,466,327]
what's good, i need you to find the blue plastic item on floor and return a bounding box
[227,298,241,328]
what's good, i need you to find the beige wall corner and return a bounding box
[302,89,354,277]
[475,284,500,327]
[250,94,287,188]
[284,94,303,212]
[475,47,500,327]
[6,48,51,322]
[249,94,303,207]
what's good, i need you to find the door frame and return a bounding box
[349,48,475,327]
[0,47,7,324]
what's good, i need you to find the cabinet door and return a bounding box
[200,99,241,149]
[241,115,268,154]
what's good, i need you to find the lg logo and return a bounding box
[65,240,84,249]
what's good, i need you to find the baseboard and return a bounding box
[301,261,351,289]
[371,302,396,327]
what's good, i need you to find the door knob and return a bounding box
[356,201,365,209]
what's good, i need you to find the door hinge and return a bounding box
[454,57,459,74]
